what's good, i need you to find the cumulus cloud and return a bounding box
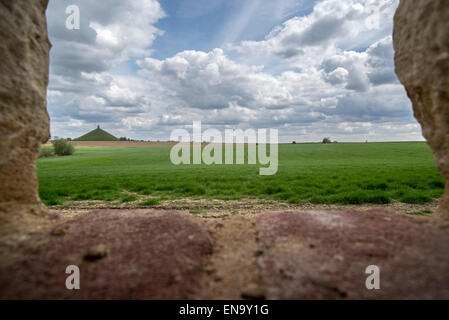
[46,0,421,142]
[320,36,398,92]
[46,0,165,137]
[47,0,165,76]
[365,36,397,85]
[327,85,412,122]
[137,48,295,110]
[229,0,397,60]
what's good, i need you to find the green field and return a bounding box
[37,142,445,206]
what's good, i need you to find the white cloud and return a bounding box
[47,0,165,76]
[228,0,398,66]
[46,0,422,142]
[137,48,295,110]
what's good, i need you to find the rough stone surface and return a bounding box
[201,215,264,300]
[0,0,51,225]
[1,209,449,299]
[394,0,449,219]
[256,210,449,299]
[0,210,213,299]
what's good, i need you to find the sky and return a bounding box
[45,0,424,142]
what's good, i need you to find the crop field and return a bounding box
[37,142,445,207]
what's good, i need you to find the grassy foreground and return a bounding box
[37,142,445,206]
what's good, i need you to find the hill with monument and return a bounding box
[74,125,118,141]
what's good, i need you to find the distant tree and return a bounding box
[39,146,54,158]
[119,137,127,141]
[52,139,74,156]
[292,141,297,144]
[322,137,332,144]
[67,137,72,141]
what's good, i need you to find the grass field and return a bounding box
[37,142,445,206]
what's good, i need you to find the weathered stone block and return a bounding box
[394,0,449,219]
[0,0,51,221]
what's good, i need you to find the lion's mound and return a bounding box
[74,126,118,141]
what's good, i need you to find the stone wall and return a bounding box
[394,0,449,220]
[0,0,51,222]
[0,0,448,226]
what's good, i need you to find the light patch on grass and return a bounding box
[139,198,161,206]
[189,209,205,215]
[407,209,433,216]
